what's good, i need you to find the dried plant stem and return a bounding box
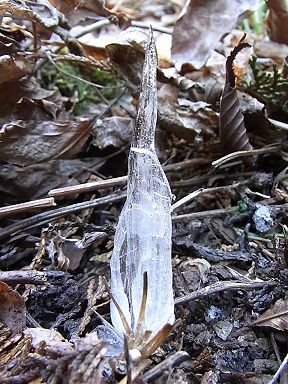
[0,198,55,218]
[0,270,67,285]
[171,180,250,212]
[141,351,190,381]
[212,145,280,168]
[172,206,238,222]
[172,199,288,222]
[0,193,125,240]
[268,353,288,384]
[170,171,253,188]
[268,118,288,131]
[175,280,276,305]
[49,176,128,198]
[73,19,172,39]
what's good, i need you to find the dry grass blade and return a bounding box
[219,37,253,155]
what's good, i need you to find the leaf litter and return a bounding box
[0,0,288,383]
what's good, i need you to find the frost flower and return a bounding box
[109,29,175,358]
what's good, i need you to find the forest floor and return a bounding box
[1,1,288,383]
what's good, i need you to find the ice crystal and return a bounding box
[109,29,174,357]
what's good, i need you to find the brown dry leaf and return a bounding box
[0,281,26,335]
[219,38,253,155]
[0,0,83,55]
[0,0,61,29]
[266,0,288,45]
[0,53,36,85]
[171,0,256,71]
[106,28,148,92]
[0,158,107,201]
[53,0,131,28]
[0,119,91,166]
[254,298,288,331]
[158,84,218,143]
[92,116,133,149]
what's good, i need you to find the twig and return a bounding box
[171,189,203,212]
[0,270,67,285]
[175,280,276,305]
[0,198,55,218]
[172,199,288,222]
[49,176,128,198]
[73,19,173,39]
[171,180,250,212]
[172,206,238,222]
[268,118,288,131]
[0,193,125,240]
[141,351,190,381]
[49,157,212,199]
[212,145,281,168]
[170,171,253,188]
[268,353,288,384]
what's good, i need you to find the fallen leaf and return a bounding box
[254,298,288,331]
[171,0,256,71]
[0,53,36,85]
[266,0,288,45]
[158,84,218,143]
[92,116,133,149]
[0,119,91,166]
[0,158,108,201]
[0,0,83,55]
[106,28,148,92]
[0,281,26,335]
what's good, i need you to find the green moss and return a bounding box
[243,56,288,119]
[39,62,123,115]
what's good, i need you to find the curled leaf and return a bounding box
[219,38,253,155]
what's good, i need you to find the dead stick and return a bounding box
[175,280,276,305]
[0,193,125,240]
[49,176,127,198]
[0,198,55,218]
[172,200,287,222]
[141,351,190,381]
[0,270,67,285]
[172,206,238,222]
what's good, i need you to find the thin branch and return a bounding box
[175,280,277,305]
[268,118,288,131]
[268,353,288,384]
[73,19,173,39]
[0,193,125,240]
[49,176,128,198]
[0,270,67,285]
[172,206,238,222]
[212,145,281,168]
[0,198,55,218]
[141,351,190,381]
[171,180,250,212]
